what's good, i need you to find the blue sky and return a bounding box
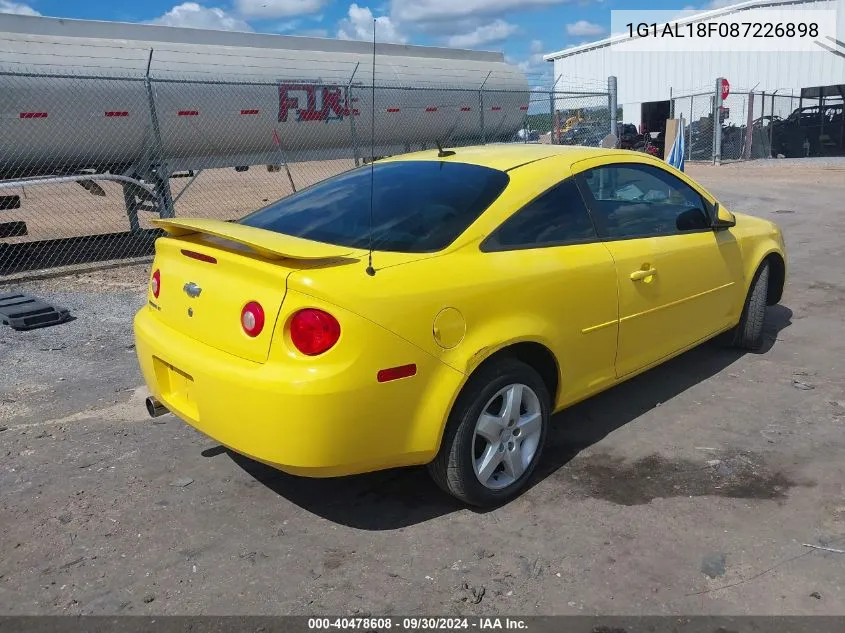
[0,0,731,84]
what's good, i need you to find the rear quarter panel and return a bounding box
[286,159,572,367]
[287,156,619,422]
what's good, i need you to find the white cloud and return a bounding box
[151,3,253,30]
[509,40,553,86]
[565,19,604,36]
[516,57,549,74]
[409,17,484,37]
[447,19,517,48]
[300,27,329,37]
[0,1,40,15]
[391,0,578,24]
[276,17,328,34]
[704,0,743,8]
[275,19,301,32]
[337,3,407,43]
[236,0,327,18]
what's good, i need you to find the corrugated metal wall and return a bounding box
[550,0,845,127]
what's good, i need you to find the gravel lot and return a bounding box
[1,159,844,616]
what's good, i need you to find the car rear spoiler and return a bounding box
[152,218,358,261]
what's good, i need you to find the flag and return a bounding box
[666,118,685,172]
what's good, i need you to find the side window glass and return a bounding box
[483,178,597,250]
[579,164,710,239]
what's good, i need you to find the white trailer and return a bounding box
[0,14,528,221]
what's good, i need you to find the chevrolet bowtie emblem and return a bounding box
[183,282,202,298]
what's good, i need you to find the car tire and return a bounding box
[427,358,550,507]
[731,260,770,351]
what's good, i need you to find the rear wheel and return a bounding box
[428,358,550,507]
[731,260,770,350]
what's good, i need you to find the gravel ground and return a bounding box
[1,160,845,616]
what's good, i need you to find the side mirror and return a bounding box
[712,202,736,230]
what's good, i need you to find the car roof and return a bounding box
[380,143,626,172]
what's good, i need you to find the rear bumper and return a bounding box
[133,295,464,477]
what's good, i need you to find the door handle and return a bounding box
[630,267,657,281]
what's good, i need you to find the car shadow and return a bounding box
[225,304,792,530]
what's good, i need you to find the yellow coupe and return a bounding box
[134,144,786,506]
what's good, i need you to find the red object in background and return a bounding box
[721,78,730,101]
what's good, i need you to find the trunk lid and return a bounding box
[148,218,359,364]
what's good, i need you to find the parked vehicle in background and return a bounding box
[769,104,844,158]
[512,129,541,143]
[559,123,606,147]
[683,102,844,162]
[617,123,639,150]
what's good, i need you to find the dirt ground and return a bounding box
[1,159,354,243]
[1,160,845,616]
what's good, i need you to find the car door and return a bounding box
[481,175,619,407]
[572,158,744,378]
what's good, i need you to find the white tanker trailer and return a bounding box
[0,14,529,221]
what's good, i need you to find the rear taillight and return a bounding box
[151,269,160,299]
[241,301,265,337]
[289,309,340,356]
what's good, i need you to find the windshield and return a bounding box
[239,160,510,253]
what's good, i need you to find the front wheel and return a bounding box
[427,358,550,507]
[731,260,770,350]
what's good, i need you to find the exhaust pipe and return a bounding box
[145,396,169,418]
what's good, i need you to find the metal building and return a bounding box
[544,0,845,137]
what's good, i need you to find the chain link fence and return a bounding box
[0,64,613,277]
[671,82,844,163]
[507,85,614,146]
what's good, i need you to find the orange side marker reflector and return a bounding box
[377,364,417,383]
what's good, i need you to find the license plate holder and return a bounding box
[153,357,198,420]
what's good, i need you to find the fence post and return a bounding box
[688,95,693,161]
[760,91,767,157]
[478,89,485,144]
[608,75,618,143]
[347,63,360,166]
[744,91,755,159]
[550,74,562,145]
[712,77,724,165]
[769,91,777,155]
[819,93,826,153]
[479,71,491,145]
[349,83,359,166]
[144,49,174,219]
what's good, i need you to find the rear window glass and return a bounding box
[240,160,510,253]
